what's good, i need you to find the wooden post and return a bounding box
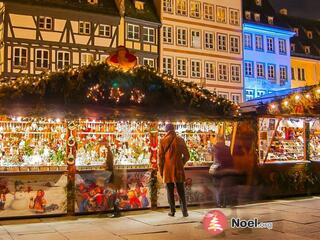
[149,121,158,209]
[264,118,282,163]
[66,121,77,215]
[304,121,310,161]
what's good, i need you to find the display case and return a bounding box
[259,118,306,163]
[158,121,233,167]
[309,118,320,161]
[76,120,151,170]
[0,117,67,171]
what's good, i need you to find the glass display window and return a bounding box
[76,120,151,168]
[0,117,67,170]
[259,118,306,163]
[309,118,320,161]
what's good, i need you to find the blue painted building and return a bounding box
[243,0,295,101]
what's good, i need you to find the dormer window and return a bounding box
[134,0,145,10]
[304,46,311,54]
[87,0,98,4]
[245,11,251,20]
[254,13,261,22]
[291,44,295,52]
[255,0,262,6]
[293,28,299,36]
[268,16,274,25]
[307,31,313,39]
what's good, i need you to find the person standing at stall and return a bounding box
[158,123,190,217]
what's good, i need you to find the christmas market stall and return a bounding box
[0,47,240,218]
[241,85,320,197]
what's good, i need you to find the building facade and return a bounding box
[119,0,160,69]
[279,11,320,88]
[243,0,294,101]
[0,0,121,79]
[159,0,243,104]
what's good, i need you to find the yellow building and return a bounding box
[279,10,320,88]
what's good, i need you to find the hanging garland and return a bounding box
[0,63,239,117]
[266,86,320,115]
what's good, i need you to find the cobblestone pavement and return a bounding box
[1,196,320,240]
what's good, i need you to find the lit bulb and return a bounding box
[295,95,301,101]
[305,93,311,99]
[271,104,276,109]
[283,101,289,106]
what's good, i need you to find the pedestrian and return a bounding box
[210,135,240,208]
[105,144,121,218]
[158,123,190,217]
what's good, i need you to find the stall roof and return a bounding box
[0,103,235,121]
[240,86,312,114]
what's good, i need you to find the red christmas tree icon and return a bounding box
[203,210,228,236]
[208,213,223,232]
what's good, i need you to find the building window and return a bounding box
[127,23,140,40]
[298,68,306,81]
[177,27,187,46]
[79,21,91,35]
[163,57,173,75]
[191,30,201,48]
[280,66,287,81]
[177,58,187,77]
[216,6,227,23]
[205,62,215,80]
[229,9,240,25]
[231,94,241,104]
[307,31,313,39]
[35,49,49,69]
[99,24,111,37]
[257,90,266,98]
[305,46,311,54]
[293,28,299,36]
[219,92,229,99]
[143,27,155,43]
[230,36,240,53]
[191,60,201,78]
[267,64,276,80]
[267,37,275,52]
[268,16,274,25]
[245,89,254,101]
[100,55,109,63]
[255,35,263,51]
[230,64,241,82]
[143,58,155,68]
[176,0,187,16]
[279,39,287,55]
[245,11,251,20]
[204,32,214,49]
[291,44,295,52]
[256,63,265,78]
[217,34,227,51]
[244,33,252,49]
[81,53,94,66]
[291,67,295,80]
[203,3,214,21]
[190,1,201,18]
[244,61,253,77]
[163,26,173,44]
[163,0,173,13]
[39,16,53,30]
[254,13,261,22]
[13,47,27,67]
[218,63,228,81]
[57,51,70,69]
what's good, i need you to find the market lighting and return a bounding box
[295,95,301,101]
[305,93,311,99]
[283,101,289,107]
[316,88,320,94]
[271,104,276,109]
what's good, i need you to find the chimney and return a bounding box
[280,8,288,15]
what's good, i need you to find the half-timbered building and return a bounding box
[0,0,120,79]
[119,0,160,69]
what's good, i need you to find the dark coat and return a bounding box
[158,131,190,183]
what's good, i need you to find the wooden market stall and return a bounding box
[0,49,240,218]
[241,85,320,198]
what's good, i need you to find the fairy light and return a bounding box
[295,94,301,101]
[270,104,276,109]
[283,100,289,107]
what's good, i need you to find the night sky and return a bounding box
[269,0,320,20]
